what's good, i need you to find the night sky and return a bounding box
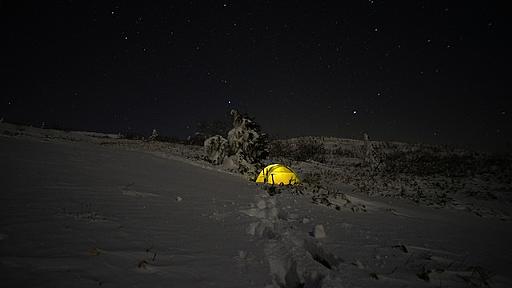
[1,1,510,151]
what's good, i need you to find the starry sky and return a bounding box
[1,1,510,151]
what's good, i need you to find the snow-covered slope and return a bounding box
[1,127,511,287]
[0,136,269,287]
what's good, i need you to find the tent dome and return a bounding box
[255,164,300,185]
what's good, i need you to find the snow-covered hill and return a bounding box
[1,124,511,287]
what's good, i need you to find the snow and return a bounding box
[0,135,269,287]
[1,123,512,287]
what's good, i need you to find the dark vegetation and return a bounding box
[381,149,512,179]
[266,137,512,215]
[270,138,512,181]
[269,139,327,162]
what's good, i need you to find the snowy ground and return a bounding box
[1,123,511,287]
[0,136,271,287]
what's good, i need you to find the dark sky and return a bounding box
[1,1,510,151]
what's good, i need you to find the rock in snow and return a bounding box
[313,224,327,239]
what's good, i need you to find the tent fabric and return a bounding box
[255,164,300,185]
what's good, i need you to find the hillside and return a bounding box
[1,123,511,287]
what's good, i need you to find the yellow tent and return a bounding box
[255,164,300,185]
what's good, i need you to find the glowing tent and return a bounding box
[255,164,300,185]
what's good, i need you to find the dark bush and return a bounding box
[269,139,326,163]
[332,146,359,158]
[301,172,322,185]
[293,140,327,162]
[269,141,285,158]
[379,150,512,177]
